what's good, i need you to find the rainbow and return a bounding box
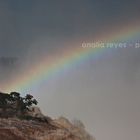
[2,22,140,94]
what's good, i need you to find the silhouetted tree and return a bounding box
[10,92,25,115]
[0,92,14,117]
[0,92,38,117]
[24,94,38,110]
[9,92,38,115]
[0,92,8,112]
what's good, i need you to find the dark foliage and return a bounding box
[0,91,38,117]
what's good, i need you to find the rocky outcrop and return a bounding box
[0,92,95,140]
[27,107,44,118]
[54,117,95,140]
[0,116,95,140]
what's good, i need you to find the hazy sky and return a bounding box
[0,0,140,140]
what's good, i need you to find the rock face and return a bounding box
[26,107,45,118]
[54,117,95,140]
[0,117,95,140]
[0,92,95,140]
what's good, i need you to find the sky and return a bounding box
[0,0,140,140]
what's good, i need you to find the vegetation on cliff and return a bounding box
[0,91,37,118]
[0,91,95,140]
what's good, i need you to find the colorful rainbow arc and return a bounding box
[3,23,140,94]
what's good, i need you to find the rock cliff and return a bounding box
[0,116,95,140]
